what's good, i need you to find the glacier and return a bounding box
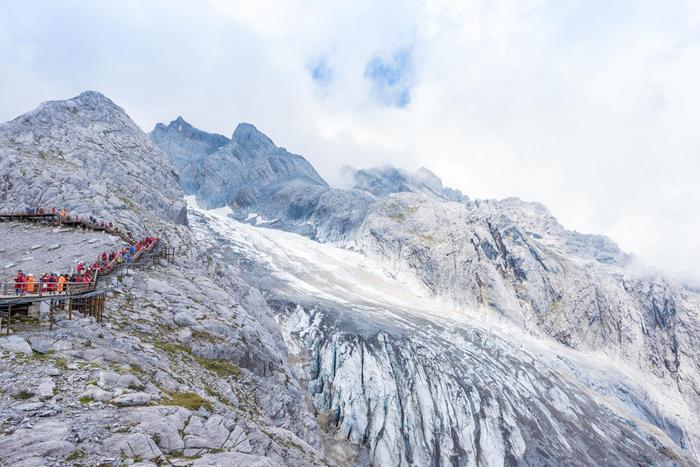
[189,199,700,466]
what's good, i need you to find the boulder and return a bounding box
[109,432,162,460]
[183,415,229,449]
[80,385,113,402]
[0,335,33,355]
[98,370,143,389]
[36,377,55,400]
[112,392,151,407]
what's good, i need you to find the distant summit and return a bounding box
[230,122,277,157]
[151,119,327,208]
[344,165,467,202]
[150,117,229,193]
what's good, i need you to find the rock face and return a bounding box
[0,91,188,231]
[151,119,327,209]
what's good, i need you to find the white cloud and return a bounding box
[1,0,699,284]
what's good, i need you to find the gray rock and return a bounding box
[0,420,74,463]
[191,452,277,467]
[0,335,33,355]
[36,377,55,400]
[112,392,151,407]
[109,432,162,460]
[80,386,113,402]
[0,91,187,231]
[98,370,142,389]
[183,415,230,449]
[16,402,44,411]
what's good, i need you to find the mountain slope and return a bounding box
[0,93,327,466]
[190,202,699,466]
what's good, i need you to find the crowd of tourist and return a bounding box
[2,207,159,296]
[11,270,93,296]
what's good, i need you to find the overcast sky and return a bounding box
[1,0,699,284]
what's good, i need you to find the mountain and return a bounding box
[150,119,327,209]
[0,93,327,466]
[0,91,187,231]
[158,119,700,465]
[150,116,229,193]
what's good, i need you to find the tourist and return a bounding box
[26,273,35,294]
[14,271,23,296]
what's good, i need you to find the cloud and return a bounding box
[308,56,334,89]
[1,0,699,284]
[364,47,414,108]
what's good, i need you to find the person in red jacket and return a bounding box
[14,271,24,296]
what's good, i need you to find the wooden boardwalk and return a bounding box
[0,210,166,334]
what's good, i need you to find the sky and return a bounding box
[1,0,699,284]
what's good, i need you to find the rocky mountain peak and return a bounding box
[2,90,133,136]
[231,122,276,157]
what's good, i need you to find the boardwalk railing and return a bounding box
[1,280,97,298]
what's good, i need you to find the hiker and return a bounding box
[15,271,26,295]
[76,262,84,274]
[26,274,35,294]
[51,207,56,214]
[14,271,23,295]
[60,208,66,218]
[57,274,66,293]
